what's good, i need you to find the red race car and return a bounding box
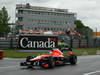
[20,48,77,69]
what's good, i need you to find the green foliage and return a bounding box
[74,20,85,28]
[0,6,10,37]
[74,20,93,38]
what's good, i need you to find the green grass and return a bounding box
[3,49,47,58]
[73,47,100,55]
[1,47,100,58]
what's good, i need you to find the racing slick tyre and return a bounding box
[41,57,55,69]
[63,56,69,64]
[69,54,77,65]
[20,62,27,66]
[26,56,35,62]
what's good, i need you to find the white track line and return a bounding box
[0,65,18,69]
[84,70,100,75]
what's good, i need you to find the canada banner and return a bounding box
[18,35,58,50]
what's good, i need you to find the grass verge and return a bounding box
[1,47,100,58]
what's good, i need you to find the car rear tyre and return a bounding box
[69,55,77,65]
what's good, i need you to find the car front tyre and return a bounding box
[41,57,55,69]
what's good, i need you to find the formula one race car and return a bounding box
[20,48,77,69]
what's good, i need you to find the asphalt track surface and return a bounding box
[0,55,100,75]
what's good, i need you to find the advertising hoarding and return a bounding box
[18,35,58,50]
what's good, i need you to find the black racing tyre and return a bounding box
[49,57,55,68]
[41,57,55,69]
[63,56,69,64]
[26,56,35,62]
[20,62,27,66]
[69,55,77,65]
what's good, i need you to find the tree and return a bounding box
[74,20,85,28]
[0,6,10,37]
[74,20,93,39]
